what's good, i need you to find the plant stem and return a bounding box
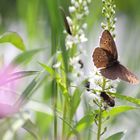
[97,104,102,140]
[62,99,67,140]
[97,77,106,140]
[52,79,58,140]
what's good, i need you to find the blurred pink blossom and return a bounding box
[0,65,21,118]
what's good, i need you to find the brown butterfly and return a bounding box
[60,7,72,35]
[92,30,139,84]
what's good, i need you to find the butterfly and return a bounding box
[92,30,139,84]
[60,7,72,35]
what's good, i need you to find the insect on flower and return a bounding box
[92,30,139,84]
[100,92,115,107]
[60,7,72,35]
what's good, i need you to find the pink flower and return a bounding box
[0,66,21,118]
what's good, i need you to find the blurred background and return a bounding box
[0,0,140,140]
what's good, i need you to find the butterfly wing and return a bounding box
[93,48,111,68]
[100,63,139,84]
[100,30,118,60]
[60,7,72,35]
[93,47,115,68]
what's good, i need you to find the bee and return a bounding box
[100,92,115,107]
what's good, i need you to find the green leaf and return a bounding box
[105,131,125,140]
[39,62,68,97]
[38,62,55,76]
[10,71,39,79]
[109,92,140,106]
[72,113,95,133]
[102,106,136,118]
[70,88,83,119]
[23,119,41,140]
[0,32,26,51]
[16,78,37,106]
[12,49,43,65]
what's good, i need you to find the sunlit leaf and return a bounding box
[0,32,26,51]
[70,113,95,135]
[39,62,68,97]
[38,62,55,76]
[109,92,140,106]
[23,119,41,140]
[102,106,136,118]
[105,131,125,140]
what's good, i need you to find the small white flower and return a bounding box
[79,34,88,42]
[63,30,67,34]
[69,6,76,13]
[78,29,84,35]
[102,7,106,14]
[74,2,79,8]
[113,5,116,9]
[83,1,87,6]
[65,35,79,49]
[75,25,80,30]
[101,22,106,29]
[79,0,82,4]
[87,92,101,106]
[71,0,75,4]
[84,6,88,12]
[82,23,87,29]
[69,56,80,66]
[111,9,115,14]
[76,13,83,20]
[114,17,117,22]
[84,9,89,15]
[52,62,61,69]
[87,0,91,3]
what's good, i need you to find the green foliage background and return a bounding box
[0,0,140,140]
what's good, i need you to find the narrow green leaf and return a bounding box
[39,62,68,97]
[10,71,39,79]
[73,113,95,133]
[105,131,125,140]
[23,119,41,140]
[16,78,37,106]
[0,32,26,51]
[12,49,43,65]
[102,106,136,118]
[38,62,55,76]
[109,92,140,106]
[70,88,83,119]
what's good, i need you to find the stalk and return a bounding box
[97,104,102,140]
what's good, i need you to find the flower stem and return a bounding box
[97,77,106,140]
[62,99,67,139]
[97,103,102,140]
